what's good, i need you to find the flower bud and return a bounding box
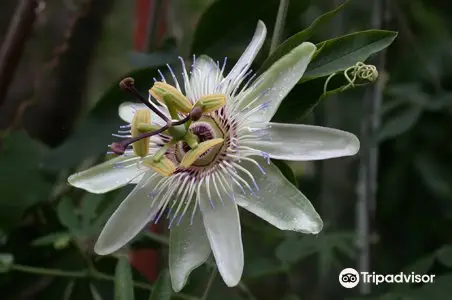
[150,82,192,114]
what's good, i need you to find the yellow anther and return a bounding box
[194,94,226,113]
[149,82,192,114]
[180,138,224,168]
[131,109,151,157]
[143,156,176,177]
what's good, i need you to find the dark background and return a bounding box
[1,0,451,299]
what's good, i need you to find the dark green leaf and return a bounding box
[244,257,285,279]
[115,256,135,300]
[414,155,452,199]
[191,0,308,56]
[45,67,165,171]
[148,269,172,300]
[271,160,297,187]
[378,104,422,141]
[275,235,317,264]
[31,232,71,248]
[260,0,351,74]
[0,253,14,273]
[57,197,82,233]
[0,131,51,230]
[303,30,398,80]
[402,254,435,274]
[80,194,104,232]
[273,74,354,123]
[405,274,452,300]
[437,245,452,267]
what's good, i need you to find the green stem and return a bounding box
[12,263,197,300]
[201,267,217,300]
[12,264,87,278]
[270,0,290,54]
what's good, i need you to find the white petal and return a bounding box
[94,172,161,255]
[238,42,317,122]
[68,155,144,194]
[130,173,144,184]
[199,187,244,287]
[223,21,267,89]
[243,123,360,161]
[118,102,168,125]
[169,207,211,292]
[189,55,222,100]
[235,157,323,234]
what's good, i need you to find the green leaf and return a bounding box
[115,256,135,300]
[303,30,398,80]
[378,103,422,142]
[148,269,172,300]
[259,0,351,73]
[437,245,452,267]
[0,131,51,230]
[0,253,14,273]
[414,155,452,199]
[31,232,72,248]
[402,254,435,274]
[191,0,308,56]
[244,257,285,279]
[57,197,82,234]
[271,160,297,187]
[272,73,354,123]
[275,235,318,264]
[45,67,165,171]
[80,194,104,233]
[405,274,452,300]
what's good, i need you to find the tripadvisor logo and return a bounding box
[339,268,435,288]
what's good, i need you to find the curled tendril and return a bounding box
[323,61,379,95]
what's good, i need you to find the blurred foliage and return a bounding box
[2,0,452,299]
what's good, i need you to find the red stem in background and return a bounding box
[133,0,153,51]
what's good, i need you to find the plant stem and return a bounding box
[12,263,197,300]
[201,267,217,300]
[270,0,289,54]
[12,264,88,278]
[356,0,387,295]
